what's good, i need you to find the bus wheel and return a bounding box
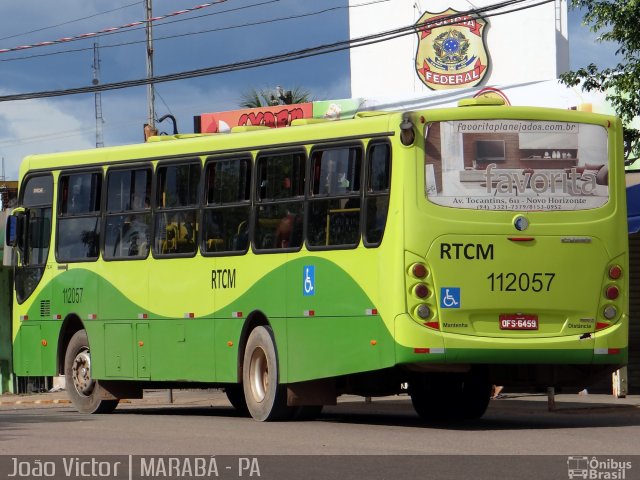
[242,326,293,421]
[409,382,441,420]
[410,374,491,421]
[64,330,119,414]
[455,375,492,420]
[224,385,249,416]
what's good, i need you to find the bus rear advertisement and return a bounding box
[6,100,628,421]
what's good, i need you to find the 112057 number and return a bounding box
[487,272,555,292]
[62,287,84,304]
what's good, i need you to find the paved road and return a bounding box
[1,390,639,479]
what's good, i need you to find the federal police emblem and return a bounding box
[415,9,489,90]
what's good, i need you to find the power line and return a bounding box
[0,126,99,147]
[0,0,551,100]
[0,0,554,103]
[155,88,175,119]
[0,0,228,55]
[0,0,375,64]
[0,2,140,42]
[135,0,394,49]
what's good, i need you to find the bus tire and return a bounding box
[224,385,249,416]
[242,326,293,421]
[410,374,491,421]
[454,375,492,420]
[409,381,441,420]
[64,330,119,414]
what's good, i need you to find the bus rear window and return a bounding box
[425,120,609,211]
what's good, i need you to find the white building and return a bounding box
[349,0,569,97]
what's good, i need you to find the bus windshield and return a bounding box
[424,119,609,211]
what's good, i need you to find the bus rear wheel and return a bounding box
[64,330,119,414]
[242,326,293,421]
[224,385,249,416]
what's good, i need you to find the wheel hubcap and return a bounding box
[249,347,268,404]
[72,350,95,396]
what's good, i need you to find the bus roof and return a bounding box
[18,104,620,177]
[19,111,400,176]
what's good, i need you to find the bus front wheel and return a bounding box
[64,330,119,414]
[242,326,292,421]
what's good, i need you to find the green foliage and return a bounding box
[559,1,640,163]
[239,86,313,108]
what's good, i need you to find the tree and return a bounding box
[239,86,313,108]
[559,0,640,164]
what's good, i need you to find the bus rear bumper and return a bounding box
[394,313,628,366]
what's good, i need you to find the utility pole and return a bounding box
[145,0,156,132]
[92,43,104,148]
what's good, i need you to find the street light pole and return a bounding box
[145,0,155,130]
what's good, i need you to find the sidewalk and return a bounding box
[0,388,231,408]
[490,391,640,410]
[1,388,639,411]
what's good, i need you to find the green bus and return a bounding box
[6,100,629,421]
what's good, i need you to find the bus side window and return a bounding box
[202,157,251,255]
[154,162,200,257]
[364,142,391,247]
[103,167,152,260]
[57,172,102,262]
[307,146,362,248]
[254,152,305,252]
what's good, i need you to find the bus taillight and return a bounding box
[412,263,427,278]
[608,265,622,280]
[414,284,429,299]
[605,285,620,300]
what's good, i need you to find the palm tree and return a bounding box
[239,86,313,108]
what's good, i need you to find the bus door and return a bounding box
[7,174,54,376]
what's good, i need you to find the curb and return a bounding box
[0,397,135,406]
[0,398,71,406]
[551,404,640,414]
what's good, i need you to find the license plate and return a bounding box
[499,314,538,330]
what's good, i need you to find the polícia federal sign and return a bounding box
[415,9,489,90]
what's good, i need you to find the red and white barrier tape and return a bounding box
[0,1,226,54]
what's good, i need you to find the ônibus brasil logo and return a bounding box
[415,9,489,91]
[567,456,632,479]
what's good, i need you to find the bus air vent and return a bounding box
[40,300,51,317]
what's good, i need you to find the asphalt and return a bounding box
[1,387,639,412]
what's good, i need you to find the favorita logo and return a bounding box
[484,163,598,196]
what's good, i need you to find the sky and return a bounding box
[0,0,620,180]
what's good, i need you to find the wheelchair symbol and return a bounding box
[440,288,460,308]
[303,266,315,296]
